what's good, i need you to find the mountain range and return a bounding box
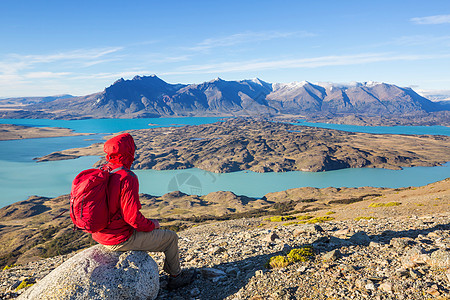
[0,75,447,119]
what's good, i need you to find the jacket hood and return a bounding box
[103,133,136,169]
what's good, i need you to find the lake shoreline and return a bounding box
[1,117,449,208]
[35,119,450,174]
[0,124,91,141]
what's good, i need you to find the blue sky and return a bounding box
[0,0,449,97]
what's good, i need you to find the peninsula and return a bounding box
[0,124,88,141]
[37,119,450,173]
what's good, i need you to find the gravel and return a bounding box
[2,213,449,299]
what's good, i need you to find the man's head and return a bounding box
[103,133,136,168]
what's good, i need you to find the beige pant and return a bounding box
[104,229,181,276]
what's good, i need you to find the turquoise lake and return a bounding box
[0,117,449,208]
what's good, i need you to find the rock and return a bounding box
[365,282,375,290]
[293,224,324,236]
[334,228,352,236]
[280,243,292,253]
[17,245,159,300]
[337,264,355,273]
[265,232,279,242]
[355,278,369,289]
[209,246,226,255]
[390,237,411,250]
[322,249,342,261]
[429,249,450,268]
[426,287,440,297]
[395,268,409,277]
[401,246,430,268]
[446,268,450,283]
[379,282,393,292]
[349,231,371,245]
[200,268,227,279]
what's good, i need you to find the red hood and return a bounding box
[103,133,136,169]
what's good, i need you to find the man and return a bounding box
[92,133,194,290]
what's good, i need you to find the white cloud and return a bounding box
[24,72,71,79]
[189,30,315,52]
[71,71,152,81]
[162,53,450,75]
[0,47,124,74]
[411,14,450,25]
[393,35,450,46]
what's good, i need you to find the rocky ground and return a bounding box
[1,211,449,300]
[1,177,449,299]
[303,111,450,127]
[37,119,450,173]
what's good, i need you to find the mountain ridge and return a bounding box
[0,75,445,120]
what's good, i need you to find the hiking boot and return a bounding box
[167,269,196,290]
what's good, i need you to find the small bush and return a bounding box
[2,264,17,271]
[297,216,335,224]
[368,202,401,208]
[265,215,296,222]
[267,255,291,268]
[354,216,377,221]
[283,221,302,226]
[325,211,336,215]
[266,246,315,269]
[287,246,314,262]
[15,279,34,291]
[296,215,313,220]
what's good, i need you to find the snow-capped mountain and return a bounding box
[0,76,443,119]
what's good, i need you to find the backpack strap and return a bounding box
[110,167,126,173]
[109,166,136,178]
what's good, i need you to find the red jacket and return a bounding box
[92,133,155,245]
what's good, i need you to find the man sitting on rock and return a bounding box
[92,133,194,290]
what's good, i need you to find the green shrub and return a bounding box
[287,246,314,262]
[298,216,335,224]
[2,264,17,271]
[325,211,336,215]
[354,216,377,221]
[15,279,34,291]
[368,202,401,208]
[266,246,315,269]
[265,215,296,222]
[283,221,302,226]
[267,255,291,268]
[296,215,313,220]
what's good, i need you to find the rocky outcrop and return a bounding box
[18,245,159,300]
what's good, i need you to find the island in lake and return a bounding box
[37,118,450,173]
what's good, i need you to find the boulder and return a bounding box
[349,231,371,246]
[18,245,159,300]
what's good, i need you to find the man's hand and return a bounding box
[150,219,160,229]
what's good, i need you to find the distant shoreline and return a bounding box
[0,124,90,141]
